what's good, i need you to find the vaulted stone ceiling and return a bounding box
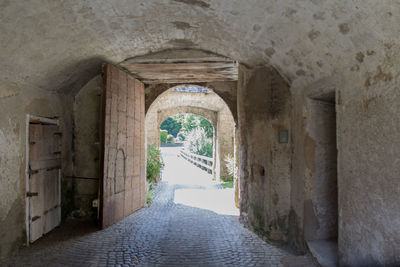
[1,0,399,94]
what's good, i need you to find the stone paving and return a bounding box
[2,147,318,267]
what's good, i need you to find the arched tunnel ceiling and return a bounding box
[1,0,399,94]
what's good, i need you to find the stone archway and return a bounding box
[145,86,235,181]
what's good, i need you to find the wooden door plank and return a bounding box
[101,64,145,228]
[28,123,61,243]
[30,158,61,171]
[29,170,45,242]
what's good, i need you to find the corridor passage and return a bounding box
[3,147,317,267]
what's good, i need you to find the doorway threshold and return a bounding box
[307,239,338,267]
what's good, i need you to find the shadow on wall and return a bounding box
[238,65,292,243]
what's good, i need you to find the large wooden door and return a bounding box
[28,122,61,242]
[101,64,146,228]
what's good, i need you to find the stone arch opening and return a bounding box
[159,113,216,176]
[145,85,236,185]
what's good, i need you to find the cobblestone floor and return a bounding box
[2,147,318,267]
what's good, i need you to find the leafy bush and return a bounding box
[160,117,182,137]
[177,132,185,141]
[199,116,213,138]
[146,145,164,183]
[160,130,168,143]
[184,127,213,157]
[147,183,156,204]
[180,114,198,133]
[223,154,236,181]
[162,113,214,156]
[166,134,175,143]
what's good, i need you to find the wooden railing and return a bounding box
[180,149,213,174]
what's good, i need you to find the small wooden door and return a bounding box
[28,122,61,242]
[100,64,146,228]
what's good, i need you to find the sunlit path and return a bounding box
[161,146,239,216]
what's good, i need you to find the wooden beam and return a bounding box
[123,62,236,70]
[140,78,236,84]
[120,61,238,83]
[120,48,233,64]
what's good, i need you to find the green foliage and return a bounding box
[221,180,234,188]
[160,130,168,143]
[160,117,182,137]
[146,189,153,204]
[166,134,175,143]
[199,116,213,138]
[184,127,213,157]
[224,154,236,181]
[181,114,198,133]
[162,113,214,157]
[177,132,185,141]
[146,183,156,204]
[146,145,164,183]
[173,114,185,123]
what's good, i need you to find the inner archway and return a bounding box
[157,112,238,216]
[146,85,236,182]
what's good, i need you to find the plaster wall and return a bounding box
[0,82,73,259]
[337,71,400,266]
[238,65,291,241]
[289,44,400,265]
[2,1,398,100]
[303,98,337,241]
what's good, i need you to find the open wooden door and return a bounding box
[28,119,61,242]
[100,64,146,228]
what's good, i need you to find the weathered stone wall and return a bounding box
[72,76,103,219]
[145,88,235,180]
[217,107,235,180]
[238,65,291,241]
[0,83,73,259]
[337,55,400,266]
[289,44,400,266]
[304,97,338,242]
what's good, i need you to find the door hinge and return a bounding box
[29,169,39,175]
[26,192,38,197]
